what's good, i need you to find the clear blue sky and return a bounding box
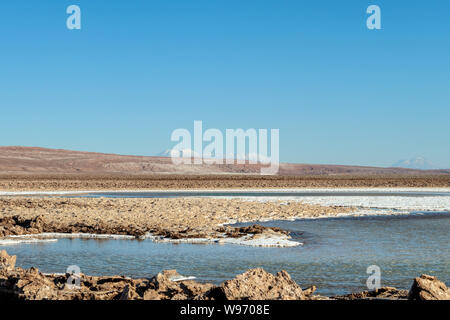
[1,0,449,168]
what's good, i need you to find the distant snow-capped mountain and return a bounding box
[158,148,271,162]
[157,149,201,158]
[392,157,437,170]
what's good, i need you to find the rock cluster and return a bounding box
[0,215,45,237]
[1,251,448,301]
[217,225,289,238]
[0,250,16,272]
[0,250,315,300]
[334,286,408,300]
[205,268,308,300]
[408,274,450,300]
[0,251,210,300]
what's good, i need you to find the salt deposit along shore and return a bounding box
[0,188,449,247]
[208,187,450,212]
[1,186,450,196]
[0,196,355,247]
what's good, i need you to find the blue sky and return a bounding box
[0,0,449,168]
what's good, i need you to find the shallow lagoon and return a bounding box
[4,212,449,296]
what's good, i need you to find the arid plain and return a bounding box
[0,147,449,300]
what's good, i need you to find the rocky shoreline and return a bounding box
[0,193,448,301]
[1,250,448,300]
[0,197,353,246]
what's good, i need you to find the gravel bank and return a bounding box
[0,197,353,245]
[1,174,449,191]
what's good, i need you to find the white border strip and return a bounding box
[1,187,450,196]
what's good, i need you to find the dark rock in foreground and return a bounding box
[205,268,310,300]
[0,250,448,300]
[333,287,408,300]
[0,250,16,272]
[408,274,450,300]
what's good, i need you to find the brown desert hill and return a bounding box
[0,146,262,175]
[0,146,448,176]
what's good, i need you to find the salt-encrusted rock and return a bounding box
[303,285,317,297]
[205,268,305,300]
[408,274,450,300]
[217,225,289,238]
[14,267,59,300]
[142,270,213,300]
[0,215,45,237]
[334,286,408,300]
[119,284,140,300]
[0,250,16,273]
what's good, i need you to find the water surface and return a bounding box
[4,212,449,296]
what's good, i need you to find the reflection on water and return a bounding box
[4,212,449,296]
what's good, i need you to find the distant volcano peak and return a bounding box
[392,157,437,170]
